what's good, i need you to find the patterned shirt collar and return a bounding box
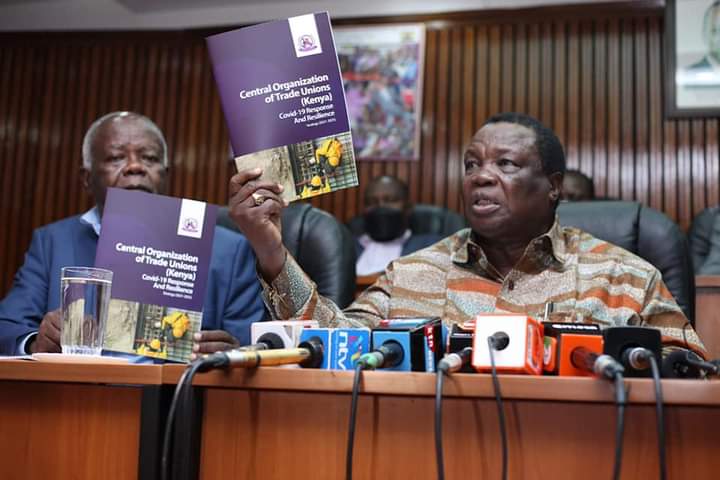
[450,216,567,270]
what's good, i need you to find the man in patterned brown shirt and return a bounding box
[228,112,705,356]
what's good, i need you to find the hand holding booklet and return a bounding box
[206,12,358,201]
[95,188,217,363]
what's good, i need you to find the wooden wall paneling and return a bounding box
[195,46,213,203]
[0,48,16,293]
[458,25,476,215]
[500,24,514,112]
[153,46,171,149]
[677,121,692,229]
[120,44,136,107]
[1,51,24,294]
[140,45,157,119]
[170,43,193,199]
[8,48,33,272]
[208,65,228,205]
[183,44,204,200]
[539,22,554,127]
[648,16,664,212]
[566,21,580,169]
[418,28,438,208]
[619,18,635,201]
[553,21,567,152]
[488,25,502,118]
[15,48,45,295]
[707,120,719,209]
[514,23,528,114]
[205,80,225,206]
[664,116,679,222]
[43,46,68,225]
[634,17,649,206]
[579,20,594,177]
[68,45,89,217]
[446,27,463,212]
[593,19,608,197]
[433,29,450,207]
[108,46,126,111]
[30,47,53,230]
[691,119,707,220]
[162,46,183,178]
[606,18,621,200]
[474,25,489,132]
[54,46,78,222]
[563,22,586,168]
[527,23,541,120]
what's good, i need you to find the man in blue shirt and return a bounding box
[0,111,265,356]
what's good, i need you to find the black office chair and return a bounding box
[217,203,357,308]
[688,206,720,274]
[557,200,695,323]
[347,203,467,238]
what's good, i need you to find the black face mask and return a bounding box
[364,207,407,242]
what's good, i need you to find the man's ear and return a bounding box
[548,172,563,201]
[81,167,91,192]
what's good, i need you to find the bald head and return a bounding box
[81,111,169,212]
[364,175,409,212]
[82,111,168,169]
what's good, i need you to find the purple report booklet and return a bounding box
[207,12,358,201]
[95,188,217,362]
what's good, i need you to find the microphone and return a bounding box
[235,332,285,352]
[570,346,624,380]
[488,331,510,350]
[298,328,371,370]
[472,314,544,375]
[542,322,602,375]
[369,317,444,372]
[438,347,473,374]
[603,326,662,378]
[250,320,319,348]
[203,336,325,369]
[445,323,475,373]
[358,340,405,369]
[623,347,654,371]
[661,350,718,378]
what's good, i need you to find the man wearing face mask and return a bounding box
[355,175,441,276]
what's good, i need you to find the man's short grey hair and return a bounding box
[81,111,169,169]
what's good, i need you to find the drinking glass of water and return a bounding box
[60,266,113,356]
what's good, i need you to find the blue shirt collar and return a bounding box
[79,206,101,236]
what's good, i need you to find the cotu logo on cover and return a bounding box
[181,217,199,233]
[298,34,317,52]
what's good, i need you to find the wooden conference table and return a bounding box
[1,359,719,480]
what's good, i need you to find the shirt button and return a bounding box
[508,280,515,290]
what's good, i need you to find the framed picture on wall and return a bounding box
[666,0,720,117]
[334,24,425,161]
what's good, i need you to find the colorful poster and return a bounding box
[95,188,217,362]
[207,12,358,201]
[335,24,425,161]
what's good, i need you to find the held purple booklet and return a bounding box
[207,12,358,201]
[95,188,217,362]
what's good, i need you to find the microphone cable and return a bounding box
[161,358,211,480]
[648,353,666,480]
[434,367,446,480]
[611,372,627,480]
[346,341,404,480]
[346,361,365,480]
[487,335,508,480]
[434,346,473,480]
